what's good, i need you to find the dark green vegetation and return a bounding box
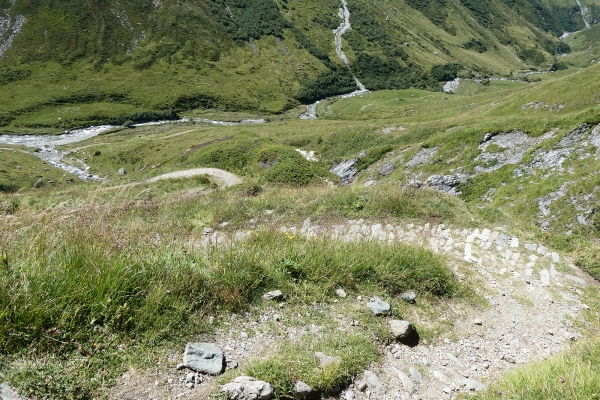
[0,0,596,131]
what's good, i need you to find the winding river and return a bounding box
[0,118,265,181]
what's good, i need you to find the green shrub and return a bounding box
[463,38,488,53]
[550,61,568,71]
[0,182,18,193]
[296,67,357,103]
[356,145,393,172]
[431,63,463,82]
[262,149,315,185]
[107,110,179,125]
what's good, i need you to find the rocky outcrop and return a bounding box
[331,159,358,185]
[424,173,469,196]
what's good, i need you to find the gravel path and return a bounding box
[146,168,243,187]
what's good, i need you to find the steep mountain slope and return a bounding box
[0,0,596,131]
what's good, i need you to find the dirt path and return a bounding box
[101,168,243,192]
[108,220,597,400]
[145,168,242,187]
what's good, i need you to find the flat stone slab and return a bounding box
[459,378,486,391]
[367,296,391,315]
[524,242,537,251]
[565,274,587,286]
[262,290,283,300]
[183,343,225,375]
[0,383,24,400]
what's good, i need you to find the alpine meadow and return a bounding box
[1,1,600,399]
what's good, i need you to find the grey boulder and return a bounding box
[389,320,413,340]
[292,381,314,399]
[367,296,391,315]
[221,376,274,400]
[363,370,386,393]
[183,343,225,375]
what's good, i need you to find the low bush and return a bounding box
[0,182,18,193]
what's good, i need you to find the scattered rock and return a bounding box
[203,227,214,235]
[389,320,413,340]
[118,168,127,175]
[502,355,517,364]
[363,370,386,393]
[367,296,391,315]
[186,372,196,383]
[406,147,439,169]
[221,376,274,400]
[0,383,24,400]
[335,288,347,298]
[459,378,486,391]
[315,352,341,367]
[401,292,416,303]
[391,367,416,393]
[474,319,483,326]
[226,359,239,370]
[409,367,425,385]
[379,162,396,176]
[432,370,451,385]
[481,133,493,143]
[182,343,225,375]
[292,381,313,399]
[262,290,283,301]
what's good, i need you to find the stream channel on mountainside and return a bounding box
[300,0,368,120]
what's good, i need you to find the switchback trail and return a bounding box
[110,221,598,399]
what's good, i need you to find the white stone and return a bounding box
[221,376,274,400]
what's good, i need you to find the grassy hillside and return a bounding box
[0,0,595,131]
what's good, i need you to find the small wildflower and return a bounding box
[498,391,502,396]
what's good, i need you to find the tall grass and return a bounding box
[473,338,600,399]
[0,187,459,357]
